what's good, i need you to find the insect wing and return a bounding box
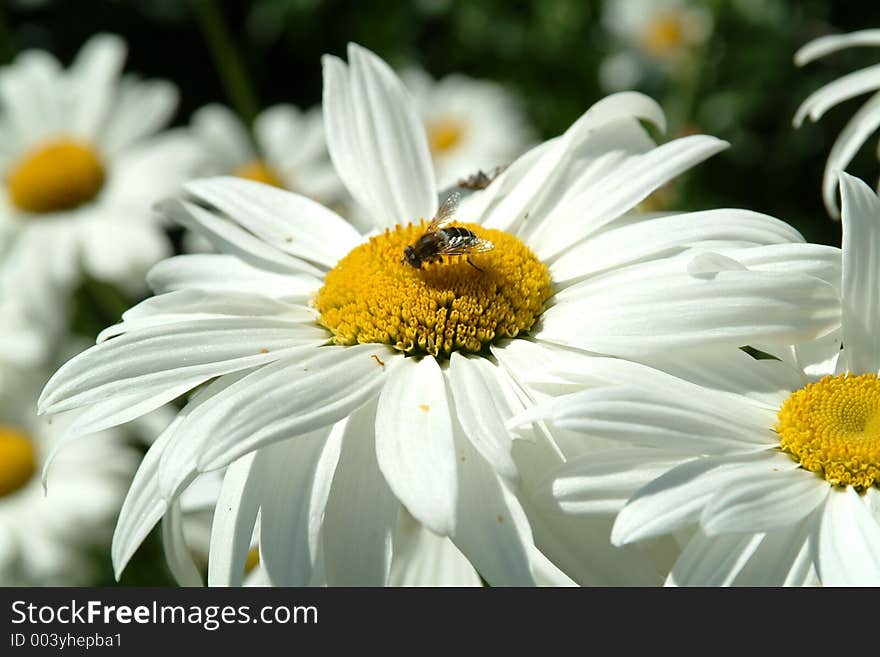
[437,237,495,256]
[427,192,461,232]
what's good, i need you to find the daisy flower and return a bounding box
[39,44,838,587]
[402,68,534,190]
[0,365,138,585]
[599,0,712,92]
[190,103,344,205]
[524,173,880,586]
[794,28,880,218]
[0,33,199,291]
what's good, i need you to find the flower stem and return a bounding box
[190,0,259,127]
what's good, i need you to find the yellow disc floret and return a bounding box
[0,425,38,497]
[7,139,105,213]
[427,119,465,155]
[640,12,686,58]
[316,221,552,357]
[776,373,880,489]
[233,160,284,188]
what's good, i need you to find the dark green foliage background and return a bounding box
[3,0,879,585]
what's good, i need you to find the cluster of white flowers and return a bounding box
[2,25,880,587]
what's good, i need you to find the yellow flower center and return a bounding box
[233,160,284,187]
[6,139,105,214]
[776,373,880,490]
[640,12,686,57]
[0,425,38,497]
[427,119,465,155]
[316,221,552,358]
[245,546,260,573]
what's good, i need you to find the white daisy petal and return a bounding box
[375,356,457,536]
[206,452,261,587]
[794,63,880,127]
[666,530,766,587]
[546,448,687,516]
[819,91,880,218]
[147,254,321,301]
[258,425,343,587]
[839,172,880,374]
[814,486,880,586]
[67,33,126,140]
[190,104,254,168]
[450,425,536,586]
[612,452,780,545]
[701,468,828,535]
[323,45,436,228]
[448,353,518,481]
[389,512,481,587]
[795,29,880,66]
[38,318,322,414]
[100,76,178,154]
[185,177,361,268]
[156,346,398,501]
[161,499,203,587]
[323,401,398,586]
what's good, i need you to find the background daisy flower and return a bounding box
[0,33,200,292]
[190,103,344,206]
[402,68,535,190]
[794,28,880,218]
[0,363,139,585]
[39,43,839,587]
[525,173,880,586]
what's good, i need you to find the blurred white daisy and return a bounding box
[0,33,199,291]
[40,44,838,587]
[402,68,534,190]
[525,173,880,586]
[0,365,138,585]
[794,29,880,218]
[190,104,343,205]
[600,0,712,91]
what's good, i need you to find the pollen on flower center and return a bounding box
[776,373,880,489]
[6,139,105,214]
[233,160,284,188]
[0,425,37,497]
[427,119,465,155]
[315,221,552,357]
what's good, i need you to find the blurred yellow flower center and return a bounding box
[427,120,465,154]
[316,221,551,357]
[245,546,260,573]
[776,373,880,490]
[7,139,105,214]
[0,426,37,497]
[233,160,283,187]
[641,12,686,57]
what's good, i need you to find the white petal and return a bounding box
[39,317,323,414]
[447,353,518,480]
[322,45,436,229]
[67,34,125,140]
[157,345,398,500]
[814,487,880,586]
[190,104,254,169]
[794,63,880,126]
[258,425,343,586]
[819,91,880,218]
[612,452,784,545]
[185,177,361,268]
[375,356,457,536]
[162,500,203,586]
[795,30,880,66]
[839,172,880,374]
[528,135,728,260]
[450,424,536,586]
[540,263,840,357]
[100,76,178,154]
[159,199,325,278]
[667,529,765,587]
[147,254,321,301]
[389,511,481,586]
[550,209,805,285]
[701,469,828,535]
[206,452,261,586]
[323,401,398,586]
[547,449,687,516]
